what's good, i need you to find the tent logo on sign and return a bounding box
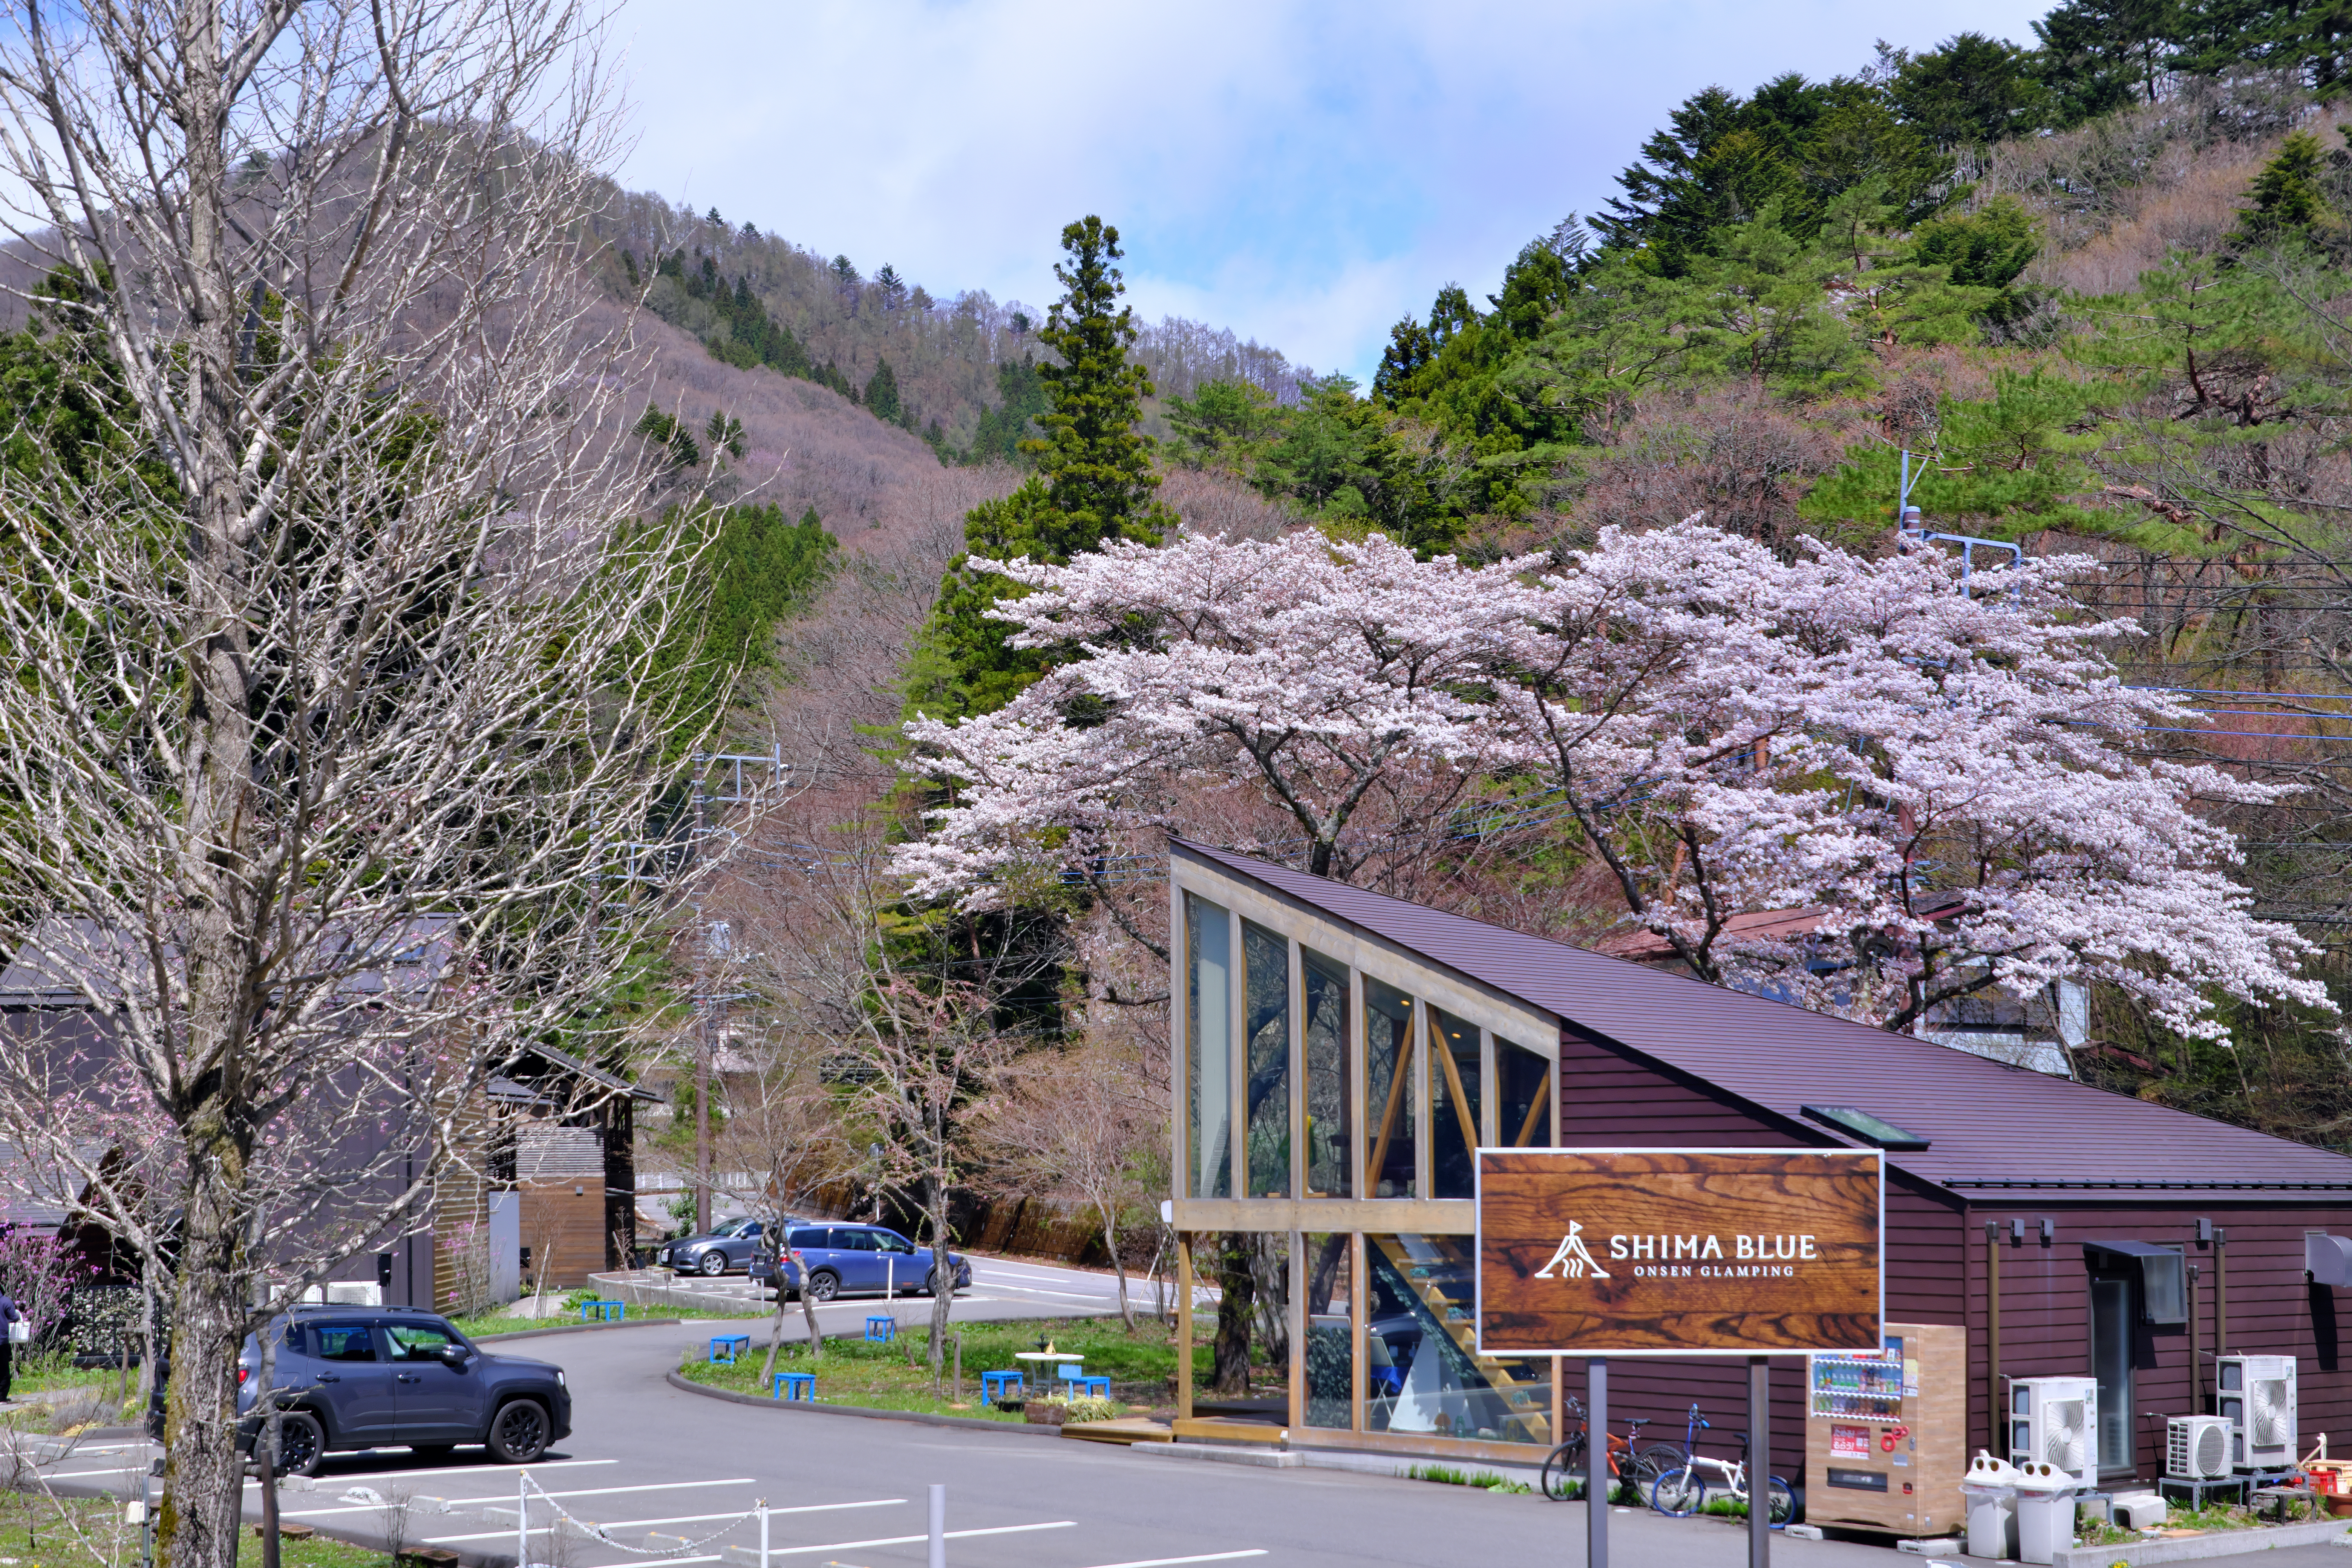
[1530,1220,1612,1279]
[1533,1225,1825,1283]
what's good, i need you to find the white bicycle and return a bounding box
[1648,1404,1796,1528]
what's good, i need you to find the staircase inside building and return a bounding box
[1369,1234,1551,1446]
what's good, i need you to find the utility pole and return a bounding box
[695,780,711,1235]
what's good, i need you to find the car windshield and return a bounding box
[710,1217,754,1237]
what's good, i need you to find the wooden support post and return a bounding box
[1177,1234,1194,1421]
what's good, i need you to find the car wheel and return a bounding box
[922,1268,939,1297]
[806,1269,839,1302]
[273,1411,325,1478]
[698,1251,728,1277]
[487,1399,551,1464]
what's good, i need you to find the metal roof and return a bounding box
[1173,838,2352,1195]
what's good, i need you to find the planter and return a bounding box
[1025,1403,1069,1427]
[2327,1495,2352,1519]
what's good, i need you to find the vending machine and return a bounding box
[1805,1322,1968,1536]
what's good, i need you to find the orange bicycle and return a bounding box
[1539,1398,1682,1503]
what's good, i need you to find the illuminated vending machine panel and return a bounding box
[1805,1322,1968,1536]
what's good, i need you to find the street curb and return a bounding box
[662,1367,1063,1439]
[2053,1518,2352,1568]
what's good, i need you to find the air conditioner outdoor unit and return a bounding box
[2217,1355,2297,1470]
[2168,1415,2234,1480]
[2011,1376,2100,1489]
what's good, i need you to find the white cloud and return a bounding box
[612,0,2055,379]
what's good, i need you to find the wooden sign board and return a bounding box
[1476,1147,1883,1356]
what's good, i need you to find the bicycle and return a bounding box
[1648,1403,1796,1528]
[1539,1398,1683,1504]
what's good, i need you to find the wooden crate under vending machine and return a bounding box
[1804,1322,1967,1536]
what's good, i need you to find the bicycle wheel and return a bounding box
[1540,1436,1586,1501]
[1764,1476,1796,1529]
[1651,1465,1706,1517]
[1632,1444,1684,1495]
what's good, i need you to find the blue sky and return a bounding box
[612,0,2054,383]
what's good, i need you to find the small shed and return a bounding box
[1164,838,2352,1491]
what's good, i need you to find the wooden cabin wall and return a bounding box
[1964,1201,2352,1484]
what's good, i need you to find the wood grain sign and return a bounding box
[1477,1148,1882,1355]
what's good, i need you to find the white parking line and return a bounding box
[41,1466,150,1479]
[1081,1553,1269,1568]
[303,1477,758,1524]
[580,1520,1074,1566]
[450,1478,758,1505]
[422,1498,903,1543]
[254,1458,621,1490]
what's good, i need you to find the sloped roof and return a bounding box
[0,916,455,1009]
[1173,839,2352,1194]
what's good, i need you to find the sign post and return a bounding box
[1476,1147,1883,1568]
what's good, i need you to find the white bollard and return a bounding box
[927,1484,945,1568]
[758,1498,769,1568]
[517,1472,529,1568]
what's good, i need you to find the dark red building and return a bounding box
[1164,839,2352,1501]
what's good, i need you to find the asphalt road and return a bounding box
[9,1259,2324,1568]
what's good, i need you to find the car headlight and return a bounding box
[556,1370,566,1387]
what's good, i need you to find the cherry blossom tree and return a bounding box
[897,519,2329,1044]
[1499,518,2330,1039]
[898,530,1539,953]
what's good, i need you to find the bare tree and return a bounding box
[709,1034,847,1380]
[968,1038,1156,1328]
[0,6,714,1568]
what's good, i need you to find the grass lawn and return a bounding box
[452,1301,764,1340]
[680,1314,1240,1423]
[0,1491,395,1568]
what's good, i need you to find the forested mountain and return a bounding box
[583,186,1312,464]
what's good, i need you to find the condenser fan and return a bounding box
[2252,1380,2292,1447]
[2044,1399,2091,1474]
[2193,1421,2228,1476]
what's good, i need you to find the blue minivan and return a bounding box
[750,1223,972,1302]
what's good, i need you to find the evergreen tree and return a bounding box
[2229,130,2348,254]
[865,357,902,423]
[963,357,1051,467]
[907,217,1168,722]
[1023,216,1170,549]
[1886,32,2053,147]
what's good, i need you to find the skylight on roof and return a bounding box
[1802,1104,1931,1150]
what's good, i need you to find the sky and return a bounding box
[611,0,2056,384]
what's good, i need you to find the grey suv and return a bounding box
[237,1306,571,1476]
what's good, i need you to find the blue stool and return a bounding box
[980,1370,1022,1404]
[864,1315,896,1343]
[1077,1375,1111,1400]
[708,1334,751,1364]
[771,1372,814,1401]
[579,1299,625,1323]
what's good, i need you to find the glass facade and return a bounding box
[1303,1232,1352,1429]
[1431,1009,1481,1199]
[1187,894,1232,1199]
[1302,951,1352,1197]
[1364,1234,1553,1445]
[1364,979,1418,1199]
[1497,1036,1553,1148]
[1243,922,1290,1198]
[1173,877,1568,1457]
